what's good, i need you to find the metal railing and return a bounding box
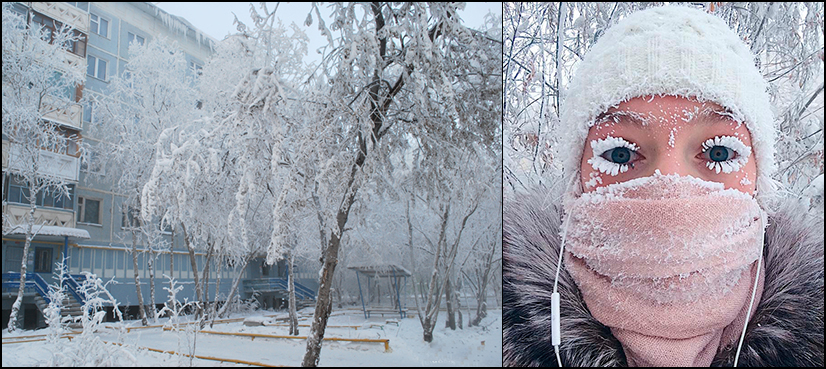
[242,278,316,300]
[1,272,52,305]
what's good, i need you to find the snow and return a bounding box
[1,308,502,367]
[5,224,90,239]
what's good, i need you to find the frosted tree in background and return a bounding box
[94,37,198,326]
[504,2,823,211]
[2,3,86,332]
[289,3,501,364]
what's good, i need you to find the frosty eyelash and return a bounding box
[587,135,639,176]
[700,135,751,174]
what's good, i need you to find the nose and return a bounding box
[649,153,693,177]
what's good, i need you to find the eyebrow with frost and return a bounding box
[592,105,740,128]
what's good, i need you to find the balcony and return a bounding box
[1,140,8,170]
[30,2,89,34]
[41,94,83,130]
[4,142,80,183]
[3,203,76,229]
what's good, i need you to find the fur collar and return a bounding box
[503,193,824,367]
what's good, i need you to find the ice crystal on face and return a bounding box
[585,172,603,188]
[587,135,639,176]
[701,135,752,174]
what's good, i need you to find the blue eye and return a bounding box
[602,147,634,164]
[705,146,734,162]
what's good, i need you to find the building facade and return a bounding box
[2,2,317,330]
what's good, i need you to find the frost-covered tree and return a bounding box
[285,3,501,362]
[460,217,501,326]
[2,3,86,332]
[505,2,824,211]
[94,37,198,326]
[142,123,236,323]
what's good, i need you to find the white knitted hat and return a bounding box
[556,5,776,203]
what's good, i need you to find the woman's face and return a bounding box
[580,95,758,195]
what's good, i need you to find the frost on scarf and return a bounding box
[563,172,766,304]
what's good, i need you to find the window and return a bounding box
[34,247,53,273]
[189,61,203,77]
[6,176,32,205]
[160,218,173,233]
[68,30,87,57]
[81,149,103,174]
[89,13,108,38]
[127,32,145,47]
[37,185,74,210]
[77,197,101,224]
[87,55,107,81]
[122,206,141,229]
[83,102,93,123]
[67,2,90,12]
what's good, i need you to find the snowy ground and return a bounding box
[1,307,502,366]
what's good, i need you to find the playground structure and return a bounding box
[347,264,411,320]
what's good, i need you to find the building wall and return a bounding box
[3,3,318,315]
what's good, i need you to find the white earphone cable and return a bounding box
[733,213,766,367]
[551,175,577,368]
[552,212,570,368]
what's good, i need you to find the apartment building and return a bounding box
[2,2,317,330]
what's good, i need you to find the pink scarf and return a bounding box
[563,173,765,367]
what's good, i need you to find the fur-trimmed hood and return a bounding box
[503,192,824,367]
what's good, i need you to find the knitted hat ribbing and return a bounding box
[556,5,776,203]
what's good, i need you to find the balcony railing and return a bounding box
[3,203,76,229]
[30,2,89,34]
[5,142,80,182]
[41,94,83,130]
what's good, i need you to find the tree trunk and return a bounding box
[217,254,251,319]
[302,152,364,366]
[168,226,176,315]
[199,238,214,328]
[288,251,299,336]
[421,204,449,342]
[148,248,157,323]
[472,240,496,326]
[302,231,342,367]
[7,204,37,332]
[181,223,203,321]
[210,255,222,328]
[444,277,456,330]
[131,229,149,326]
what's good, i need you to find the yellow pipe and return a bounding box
[101,340,285,367]
[1,332,285,365]
[1,331,80,340]
[197,330,391,352]
[264,323,361,330]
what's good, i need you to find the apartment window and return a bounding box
[31,12,87,57]
[127,32,145,47]
[83,102,93,123]
[38,185,75,210]
[67,2,90,12]
[81,149,103,175]
[122,206,141,229]
[89,13,108,38]
[77,197,101,224]
[68,30,87,57]
[189,61,203,77]
[6,176,32,205]
[87,55,107,81]
[34,247,53,273]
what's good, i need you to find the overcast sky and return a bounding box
[153,2,501,65]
